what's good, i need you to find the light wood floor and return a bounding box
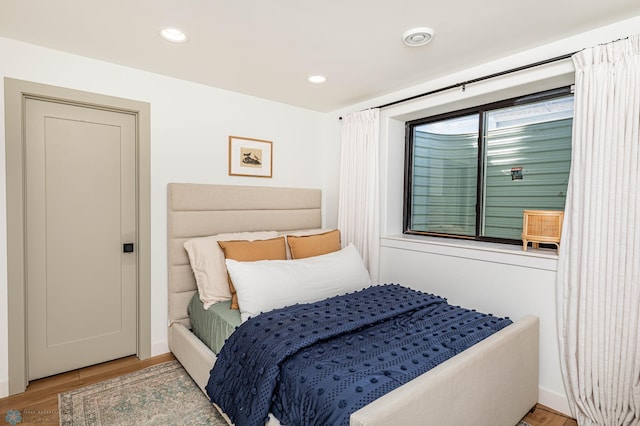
[1,353,577,426]
[0,353,175,425]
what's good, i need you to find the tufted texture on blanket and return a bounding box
[207,284,512,426]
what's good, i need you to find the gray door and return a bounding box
[25,98,137,380]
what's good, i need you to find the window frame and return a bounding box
[403,85,573,244]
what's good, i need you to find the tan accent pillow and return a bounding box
[286,229,341,259]
[278,228,324,259]
[218,237,287,309]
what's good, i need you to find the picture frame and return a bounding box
[228,136,273,178]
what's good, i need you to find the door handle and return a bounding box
[123,243,134,253]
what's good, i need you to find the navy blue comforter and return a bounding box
[206,284,512,426]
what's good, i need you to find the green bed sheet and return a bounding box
[188,294,242,354]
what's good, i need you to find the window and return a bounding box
[404,87,573,243]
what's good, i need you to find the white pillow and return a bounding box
[183,231,278,309]
[225,243,372,322]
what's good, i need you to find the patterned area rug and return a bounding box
[58,360,227,425]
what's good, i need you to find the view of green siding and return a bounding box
[411,117,572,240]
[483,118,572,239]
[411,130,478,236]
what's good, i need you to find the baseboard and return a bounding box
[539,386,572,417]
[151,339,169,357]
[0,378,8,398]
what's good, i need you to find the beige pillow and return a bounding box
[183,231,278,309]
[286,229,341,259]
[218,237,287,309]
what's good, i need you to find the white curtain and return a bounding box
[338,109,380,281]
[557,35,640,426]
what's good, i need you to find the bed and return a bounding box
[167,182,539,426]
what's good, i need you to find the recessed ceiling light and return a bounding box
[308,75,327,84]
[402,27,434,47]
[160,27,188,43]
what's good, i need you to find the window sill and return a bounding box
[381,234,559,271]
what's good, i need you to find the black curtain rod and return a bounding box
[339,51,576,119]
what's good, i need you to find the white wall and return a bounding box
[0,37,331,397]
[328,15,640,417]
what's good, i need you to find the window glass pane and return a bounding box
[411,114,479,236]
[482,95,573,239]
[405,87,573,243]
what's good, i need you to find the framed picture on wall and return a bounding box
[228,136,273,178]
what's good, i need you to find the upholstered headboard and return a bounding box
[167,183,322,327]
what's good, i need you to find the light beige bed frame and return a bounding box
[167,183,540,426]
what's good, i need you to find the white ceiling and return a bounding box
[1,1,640,112]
